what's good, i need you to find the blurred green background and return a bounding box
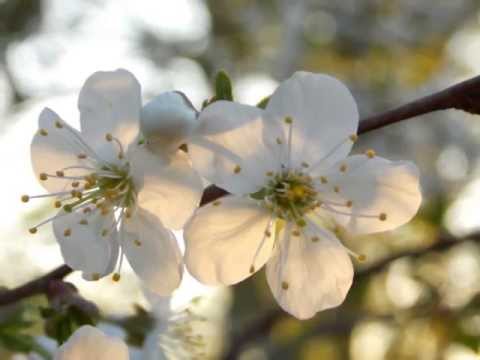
[1,0,480,359]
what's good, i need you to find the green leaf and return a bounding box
[214,70,233,101]
[256,96,270,109]
[0,331,35,353]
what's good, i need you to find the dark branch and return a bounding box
[221,232,480,360]
[0,265,72,306]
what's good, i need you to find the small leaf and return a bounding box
[256,96,270,109]
[214,70,233,101]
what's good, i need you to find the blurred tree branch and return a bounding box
[222,232,480,360]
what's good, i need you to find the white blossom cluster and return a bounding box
[23,69,421,358]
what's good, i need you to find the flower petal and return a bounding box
[190,101,282,195]
[31,108,90,193]
[121,208,183,295]
[52,209,118,280]
[320,155,422,234]
[128,146,203,230]
[184,196,274,285]
[55,325,129,360]
[266,221,353,319]
[78,69,141,156]
[266,72,358,170]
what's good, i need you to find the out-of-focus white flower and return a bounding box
[23,69,203,295]
[184,72,422,319]
[54,325,129,360]
[140,91,198,154]
[143,296,209,360]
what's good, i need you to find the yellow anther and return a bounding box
[39,129,48,136]
[349,134,358,143]
[320,176,328,184]
[125,209,132,219]
[56,170,64,177]
[340,164,348,172]
[54,200,62,208]
[379,213,387,221]
[101,207,109,216]
[101,229,109,237]
[79,219,88,225]
[84,183,92,190]
[71,181,79,188]
[21,195,29,203]
[365,149,376,158]
[296,218,307,227]
[105,133,113,142]
[77,153,87,159]
[83,207,91,214]
[118,153,124,160]
[91,273,100,281]
[284,116,293,124]
[29,227,37,234]
[292,229,301,237]
[134,239,142,246]
[63,204,73,213]
[39,173,48,181]
[265,230,272,237]
[301,162,309,168]
[249,265,255,274]
[63,228,71,237]
[311,236,319,242]
[55,121,63,129]
[212,200,221,206]
[233,165,241,174]
[266,171,274,177]
[112,273,121,282]
[346,200,353,208]
[281,281,289,290]
[358,254,367,262]
[276,137,283,145]
[334,186,340,193]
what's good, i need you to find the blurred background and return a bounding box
[1,0,480,359]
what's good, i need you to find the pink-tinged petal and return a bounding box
[184,196,274,285]
[52,209,118,281]
[54,325,129,360]
[78,69,141,159]
[266,221,353,319]
[129,146,203,230]
[121,208,183,295]
[190,101,282,195]
[266,72,358,171]
[319,155,422,234]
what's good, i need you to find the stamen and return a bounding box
[39,129,48,136]
[340,163,348,172]
[281,281,289,290]
[77,153,87,159]
[365,149,376,158]
[285,117,293,169]
[349,134,358,143]
[112,273,121,282]
[21,195,29,203]
[55,120,63,129]
[320,176,328,184]
[63,228,71,237]
[105,133,125,160]
[379,213,387,221]
[249,218,273,276]
[56,170,64,177]
[212,200,221,207]
[39,173,48,181]
[233,165,241,174]
[29,227,37,234]
[91,273,100,281]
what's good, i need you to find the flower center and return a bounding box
[251,170,317,226]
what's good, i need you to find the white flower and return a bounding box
[184,72,422,319]
[24,69,203,294]
[54,325,129,360]
[142,296,208,360]
[140,91,198,154]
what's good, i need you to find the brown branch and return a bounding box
[222,232,480,360]
[0,265,72,306]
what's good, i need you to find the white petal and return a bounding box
[31,108,90,193]
[129,146,203,230]
[190,101,282,195]
[121,208,183,295]
[184,196,274,285]
[55,325,129,360]
[321,155,422,234]
[141,91,198,154]
[266,221,353,319]
[52,209,118,280]
[78,69,141,157]
[266,72,358,170]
